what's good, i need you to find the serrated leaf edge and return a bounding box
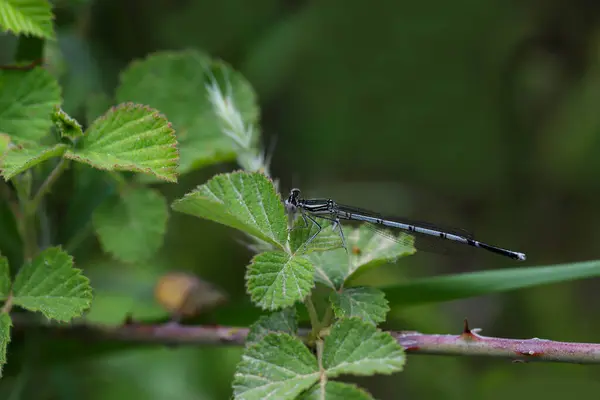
[65,102,179,183]
[324,318,405,378]
[330,287,390,325]
[12,247,93,322]
[172,170,287,248]
[245,251,315,311]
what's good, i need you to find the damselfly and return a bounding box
[284,188,526,261]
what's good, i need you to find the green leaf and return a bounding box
[246,307,298,346]
[172,171,287,249]
[233,333,319,400]
[380,259,600,307]
[92,187,168,263]
[300,382,373,400]
[52,107,83,141]
[61,164,113,242]
[306,225,415,289]
[246,251,314,310]
[308,249,349,290]
[330,287,389,325]
[116,50,259,175]
[289,216,343,255]
[323,318,405,378]
[0,256,10,300]
[0,68,61,142]
[0,142,67,180]
[0,0,55,39]
[0,312,11,377]
[12,247,93,321]
[0,133,9,154]
[345,225,415,279]
[64,103,178,183]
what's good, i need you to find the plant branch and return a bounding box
[10,315,600,364]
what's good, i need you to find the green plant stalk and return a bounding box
[320,305,334,329]
[27,158,69,217]
[316,339,327,391]
[1,293,13,313]
[11,159,70,260]
[12,172,36,260]
[304,295,323,339]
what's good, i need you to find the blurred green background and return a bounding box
[3,0,600,398]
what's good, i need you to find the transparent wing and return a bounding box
[331,203,476,258]
[359,221,476,258]
[334,202,475,239]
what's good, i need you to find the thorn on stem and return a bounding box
[462,318,470,334]
[461,318,479,340]
[123,313,136,326]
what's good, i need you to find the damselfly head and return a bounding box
[286,188,301,209]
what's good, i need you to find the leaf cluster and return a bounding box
[2,3,600,399]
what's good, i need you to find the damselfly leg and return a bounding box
[303,213,348,252]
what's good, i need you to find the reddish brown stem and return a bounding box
[10,315,600,364]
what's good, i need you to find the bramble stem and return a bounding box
[9,315,600,364]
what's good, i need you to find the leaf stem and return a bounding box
[15,159,69,260]
[316,339,327,396]
[27,158,69,217]
[305,295,322,337]
[13,172,37,260]
[1,292,13,313]
[321,306,334,329]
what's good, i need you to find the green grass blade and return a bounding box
[378,260,600,307]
